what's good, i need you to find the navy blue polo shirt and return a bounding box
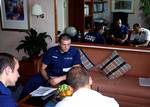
[0,82,18,107]
[110,25,128,38]
[42,46,81,76]
[83,32,106,44]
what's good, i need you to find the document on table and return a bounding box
[30,86,57,97]
[139,77,150,87]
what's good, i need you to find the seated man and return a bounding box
[82,22,106,44]
[55,66,119,107]
[0,53,20,107]
[108,19,128,45]
[20,33,81,99]
[129,23,150,47]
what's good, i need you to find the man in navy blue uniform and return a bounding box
[83,22,106,44]
[0,53,20,107]
[20,33,81,98]
[108,19,128,45]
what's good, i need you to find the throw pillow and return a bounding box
[99,51,131,79]
[79,48,95,70]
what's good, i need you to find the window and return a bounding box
[94,2,103,13]
[111,0,134,13]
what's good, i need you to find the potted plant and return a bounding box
[16,28,52,59]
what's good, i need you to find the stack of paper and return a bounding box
[139,77,150,87]
[30,86,57,97]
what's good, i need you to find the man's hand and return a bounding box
[48,76,66,87]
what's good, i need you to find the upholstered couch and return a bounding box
[78,46,150,107]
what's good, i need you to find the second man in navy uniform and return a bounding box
[83,22,106,44]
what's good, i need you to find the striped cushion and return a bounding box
[99,51,131,79]
[79,49,95,70]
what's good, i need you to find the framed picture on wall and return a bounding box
[0,0,29,30]
[94,2,103,13]
[111,0,134,13]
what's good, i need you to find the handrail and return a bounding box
[71,43,150,53]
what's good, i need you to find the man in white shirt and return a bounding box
[55,67,119,107]
[129,23,150,47]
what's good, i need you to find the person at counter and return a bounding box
[129,23,150,47]
[82,22,106,44]
[107,19,128,45]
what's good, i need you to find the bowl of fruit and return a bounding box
[58,84,73,97]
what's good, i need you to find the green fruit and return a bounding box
[58,84,69,92]
[62,84,68,91]
[58,85,63,92]
[58,87,61,92]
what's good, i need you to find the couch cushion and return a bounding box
[99,51,131,79]
[79,48,95,70]
[89,70,150,99]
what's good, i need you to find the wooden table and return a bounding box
[18,93,59,107]
[18,95,36,107]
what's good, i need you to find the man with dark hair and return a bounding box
[20,33,81,98]
[55,67,119,107]
[129,23,150,47]
[108,19,128,45]
[0,53,20,107]
[83,22,106,44]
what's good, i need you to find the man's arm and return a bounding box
[134,31,150,47]
[40,63,77,87]
[135,40,149,47]
[110,34,128,43]
[40,63,62,86]
[72,64,81,67]
[40,63,49,81]
[121,34,128,43]
[48,64,81,86]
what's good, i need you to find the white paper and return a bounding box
[30,86,57,97]
[139,77,150,87]
[63,67,72,72]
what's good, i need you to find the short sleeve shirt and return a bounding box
[109,24,128,38]
[55,88,119,107]
[130,28,150,43]
[0,82,18,107]
[83,32,105,44]
[42,46,81,76]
